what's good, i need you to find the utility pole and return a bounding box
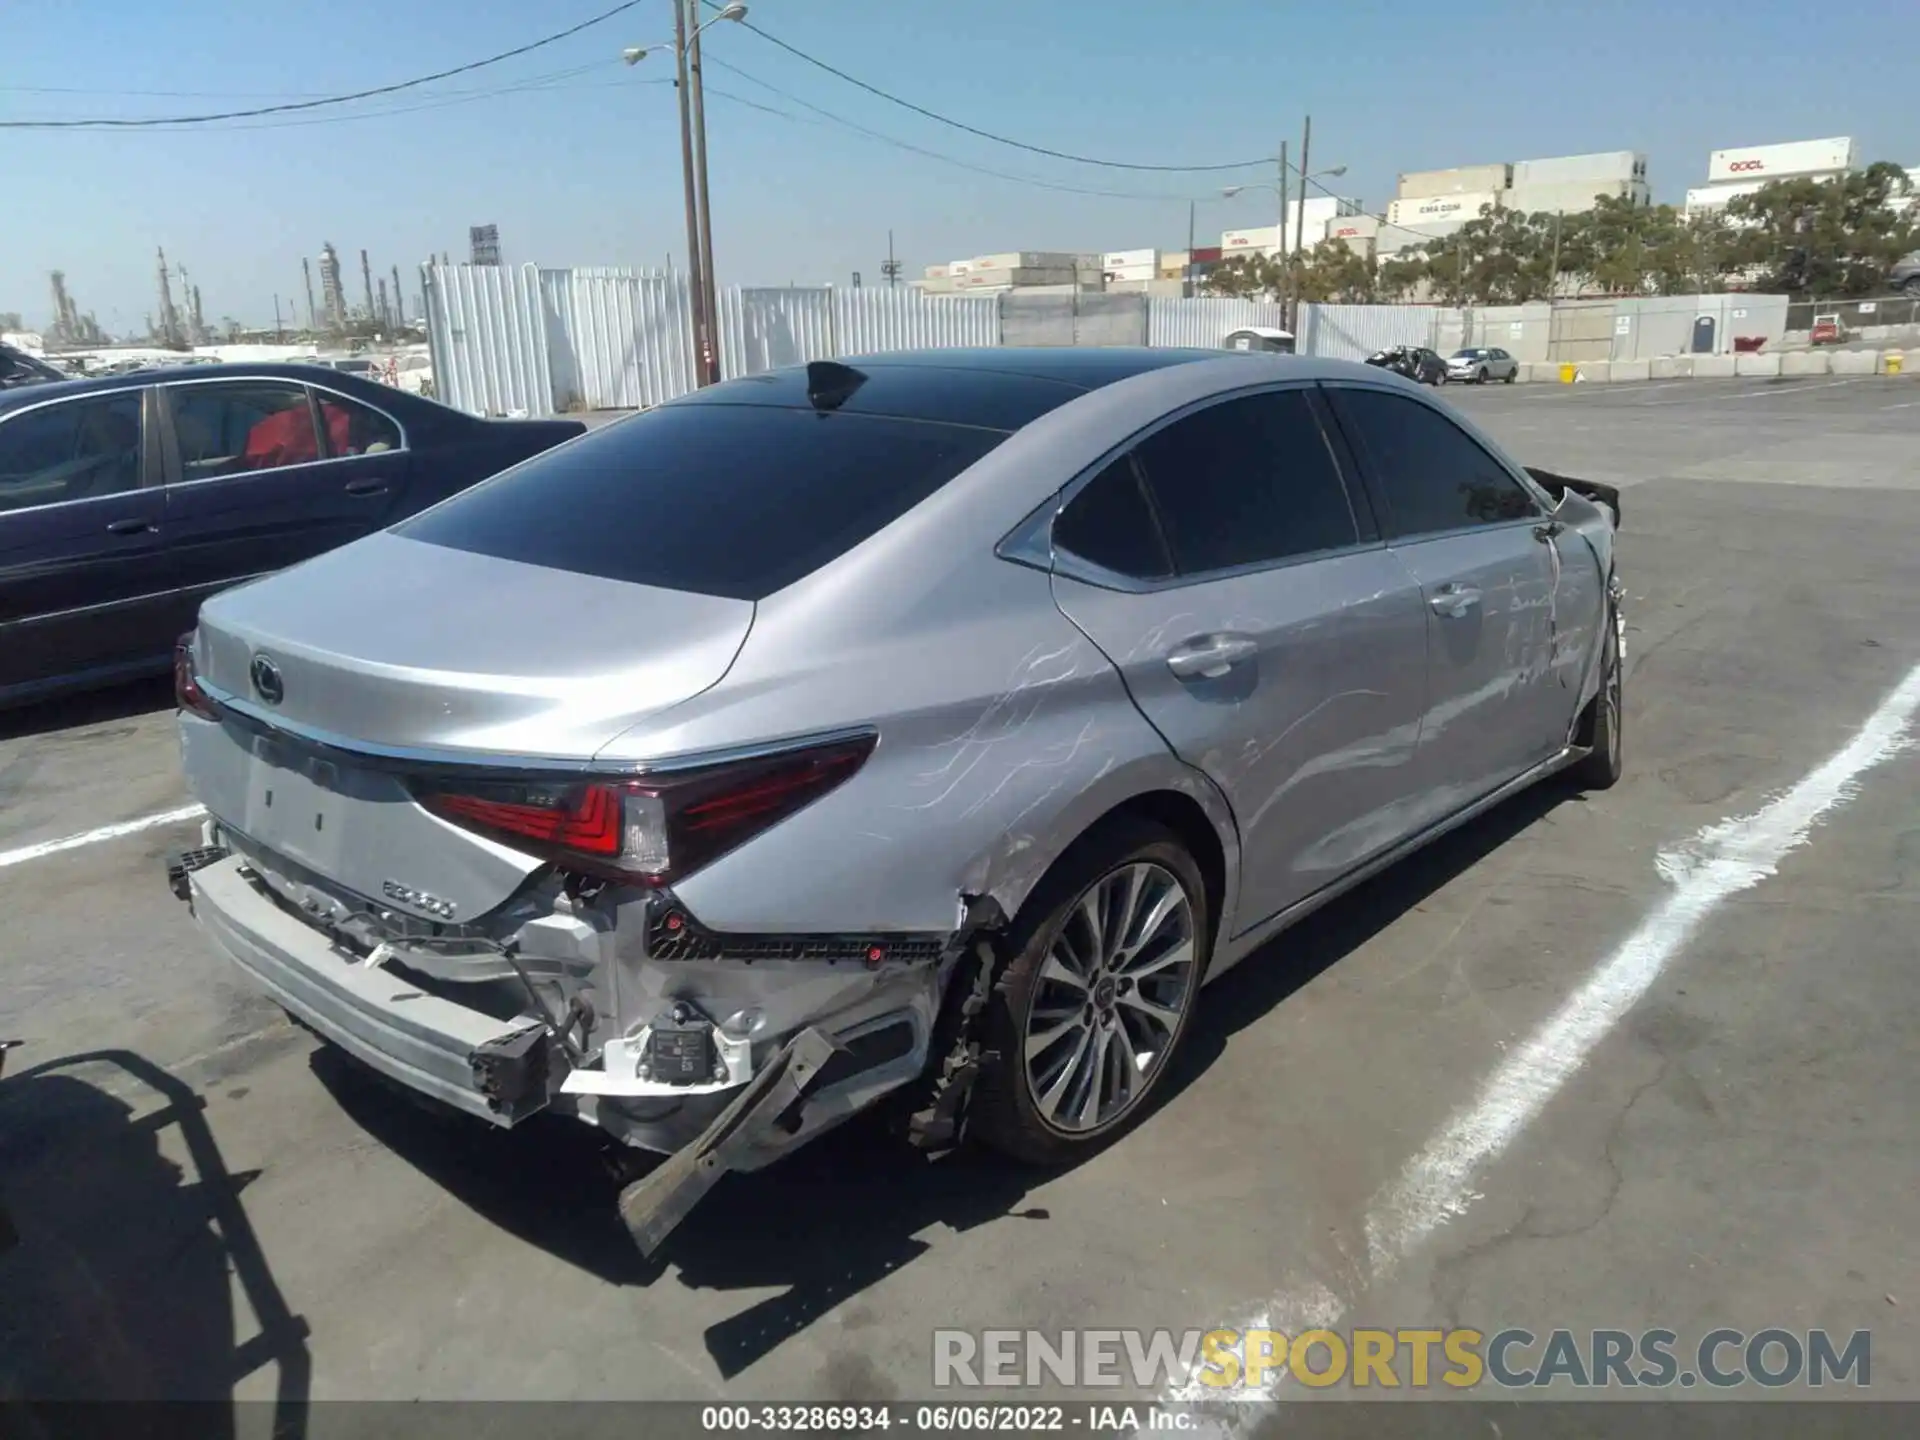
[1290,115,1312,330]
[687,0,721,384]
[1276,139,1289,319]
[273,294,283,342]
[881,230,902,288]
[673,0,711,386]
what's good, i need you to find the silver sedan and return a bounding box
[1447,346,1521,383]
[167,348,1623,1253]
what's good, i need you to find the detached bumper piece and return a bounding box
[616,1026,840,1259]
[166,844,231,902]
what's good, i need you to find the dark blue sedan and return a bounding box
[0,363,584,707]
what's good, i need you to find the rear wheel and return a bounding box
[1570,596,1624,790]
[1503,366,1517,383]
[970,820,1210,1166]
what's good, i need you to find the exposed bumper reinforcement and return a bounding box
[616,1026,840,1258]
[187,856,542,1126]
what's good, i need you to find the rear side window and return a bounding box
[1325,387,1537,539]
[1053,457,1172,580]
[397,404,1004,601]
[1130,389,1359,575]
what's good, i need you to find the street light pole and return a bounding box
[687,0,721,384]
[670,0,710,386]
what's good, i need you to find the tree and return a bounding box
[1724,161,1917,296]
[0,312,23,332]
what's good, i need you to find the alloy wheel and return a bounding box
[1021,862,1198,1135]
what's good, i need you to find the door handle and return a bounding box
[1429,585,1482,618]
[1166,634,1258,680]
[344,479,389,496]
[105,517,158,536]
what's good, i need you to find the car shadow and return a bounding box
[0,675,174,743]
[308,777,1581,1385]
[0,1049,310,1438]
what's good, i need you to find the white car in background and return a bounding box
[391,352,435,397]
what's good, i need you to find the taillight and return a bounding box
[416,733,876,885]
[174,632,220,720]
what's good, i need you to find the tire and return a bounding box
[969,819,1212,1166]
[1475,367,1488,384]
[1503,366,1517,384]
[1569,594,1624,790]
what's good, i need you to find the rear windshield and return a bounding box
[396,403,1006,601]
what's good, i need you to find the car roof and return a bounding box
[0,361,421,415]
[665,346,1385,432]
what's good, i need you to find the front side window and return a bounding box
[1130,389,1359,575]
[0,393,143,514]
[169,382,318,478]
[1325,387,1538,540]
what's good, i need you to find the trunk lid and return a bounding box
[186,530,753,920]
[194,530,753,760]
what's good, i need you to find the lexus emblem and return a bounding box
[249,654,285,706]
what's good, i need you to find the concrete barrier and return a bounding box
[1693,354,1737,378]
[1781,350,1832,376]
[1611,359,1652,382]
[1831,349,1878,375]
[1524,362,1563,384]
[1651,356,1679,379]
[1735,352,1782,377]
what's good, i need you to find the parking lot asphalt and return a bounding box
[1,373,1916,1410]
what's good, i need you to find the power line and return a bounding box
[706,58,1195,203]
[0,0,647,128]
[716,7,1270,175]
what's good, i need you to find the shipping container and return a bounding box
[1377,218,1467,256]
[1706,137,1855,185]
[1325,215,1381,240]
[1512,151,1646,189]
[923,263,950,280]
[1104,264,1158,283]
[1102,248,1159,268]
[955,266,1079,288]
[1190,245,1223,264]
[1386,191,1502,225]
[1502,179,1642,216]
[1395,163,1512,200]
[969,251,1079,272]
[948,260,973,276]
[1220,225,1283,254]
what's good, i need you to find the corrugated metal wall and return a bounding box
[836,288,998,354]
[1147,296,1289,348]
[1298,303,1437,361]
[423,263,554,417]
[718,287,838,378]
[540,268,696,410]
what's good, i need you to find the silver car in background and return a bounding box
[168,348,1623,1252]
[1447,347,1520,384]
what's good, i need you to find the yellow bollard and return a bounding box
[1559,363,1576,384]
[1885,351,1904,376]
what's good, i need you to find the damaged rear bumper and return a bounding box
[180,850,949,1163]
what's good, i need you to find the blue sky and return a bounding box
[3,0,1913,333]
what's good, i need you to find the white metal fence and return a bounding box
[423,265,1795,416]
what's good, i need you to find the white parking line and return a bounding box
[1165,658,1920,1417]
[0,804,206,871]
[1882,399,1919,411]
